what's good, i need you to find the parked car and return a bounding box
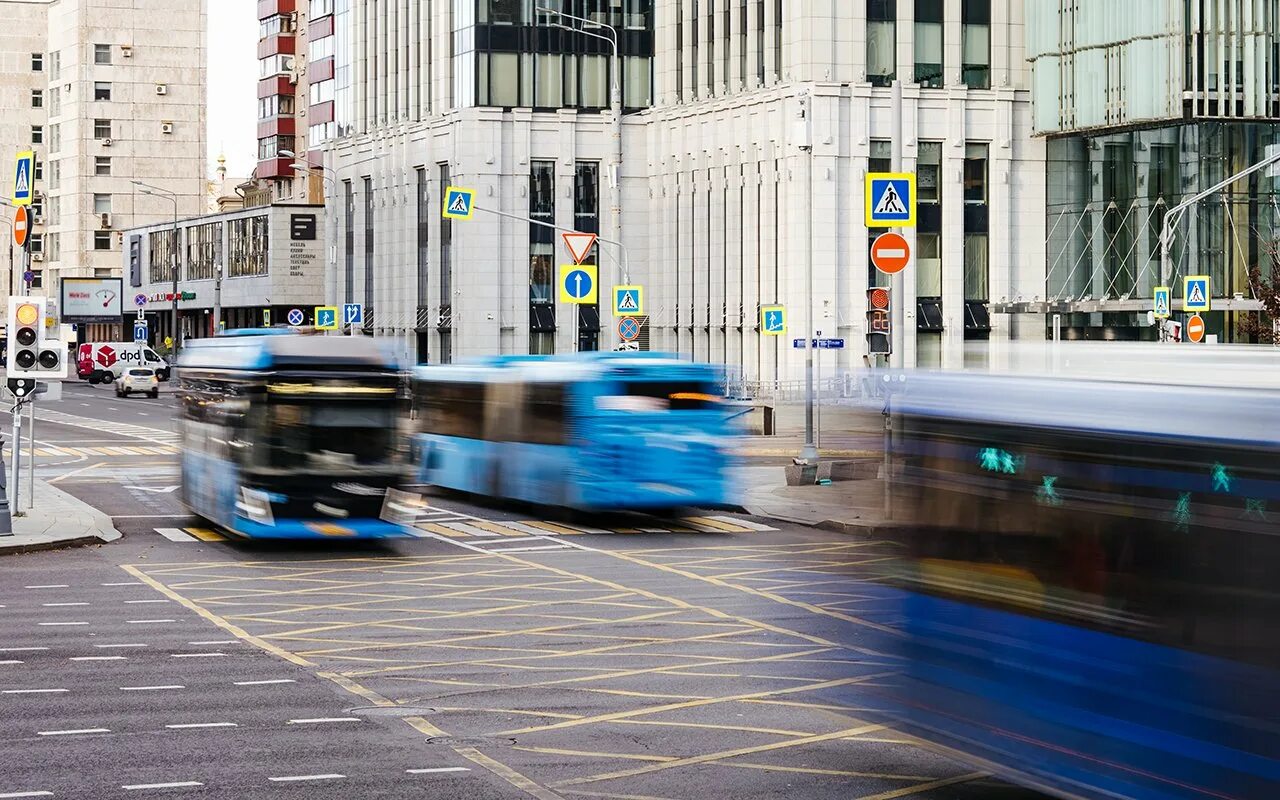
[116,367,160,398]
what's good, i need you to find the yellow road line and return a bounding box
[682,517,751,533]
[185,527,226,542]
[452,747,567,800]
[419,522,468,538]
[467,520,530,537]
[553,723,886,787]
[850,772,987,800]
[520,520,585,536]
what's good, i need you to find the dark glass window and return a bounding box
[363,177,374,312]
[343,180,354,304]
[867,0,896,87]
[961,0,990,89]
[416,167,429,308]
[914,0,943,88]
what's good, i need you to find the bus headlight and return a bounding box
[236,487,275,526]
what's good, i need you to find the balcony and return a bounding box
[257,0,295,20]
[256,157,292,180]
[258,75,293,99]
[258,116,297,138]
[257,34,295,59]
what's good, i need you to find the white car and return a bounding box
[116,367,160,399]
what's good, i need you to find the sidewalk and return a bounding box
[739,465,892,533]
[0,479,123,556]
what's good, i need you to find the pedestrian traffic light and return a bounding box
[867,287,891,355]
[7,296,66,380]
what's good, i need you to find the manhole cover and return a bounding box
[426,736,516,748]
[348,705,438,718]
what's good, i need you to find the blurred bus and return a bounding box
[877,367,1280,799]
[175,334,414,539]
[410,352,738,512]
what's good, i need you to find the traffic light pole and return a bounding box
[10,398,22,519]
[26,398,34,512]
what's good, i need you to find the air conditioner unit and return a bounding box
[100,213,112,228]
[32,253,44,262]
[101,137,113,147]
[155,84,168,95]
[121,45,132,57]
[161,122,173,134]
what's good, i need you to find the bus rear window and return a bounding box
[597,382,721,411]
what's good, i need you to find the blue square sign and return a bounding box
[343,303,363,325]
[865,172,916,227]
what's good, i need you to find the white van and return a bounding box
[77,342,171,384]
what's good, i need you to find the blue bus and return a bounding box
[876,370,1280,800]
[410,353,738,512]
[175,334,414,540]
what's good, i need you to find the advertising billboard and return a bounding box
[61,277,123,323]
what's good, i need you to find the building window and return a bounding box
[342,180,354,304]
[33,161,42,181]
[31,89,43,108]
[961,0,990,89]
[94,43,112,64]
[31,126,43,145]
[93,230,112,250]
[529,160,555,308]
[914,0,943,88]
[917,232,942,297]
[186,222,221,281]
[918,140,942,204]
[575,161,600,352]
[30,197,43,221]
[363,177,374,311]
[964,142,988,204]
[94,119,112,140]
[49,124,59,152]
[867,0,896,87]
[228,216,268,277]
[93,193,111,214]
[49,87,59,116]
[31,52,42,72]
[29,234,43,255]
[95,156,111,176]
[50,50,60,79]
[94,81,112,101]
[416,167,429,308]
[964,234,988,300]
[309,0,334,17]
[149,229,177,282]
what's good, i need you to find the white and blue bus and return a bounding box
[176,333,414,540]
[410,353,739,513]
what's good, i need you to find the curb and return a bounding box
[0,532,119,558]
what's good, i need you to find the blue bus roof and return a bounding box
[177,334,400,372]
[413,352,720,383]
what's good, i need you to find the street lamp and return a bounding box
[536,7,623,351]
[132,181,180,351]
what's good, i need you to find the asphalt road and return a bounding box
[0,380,1049,800]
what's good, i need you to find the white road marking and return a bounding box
[171,653,226,659]
[41,602,89,607]
[38,622,88,626]
[122,782,203,791]
[24,585,69,589]
[95,643,148,649]
[38,728,110,736]
[407,767,471,774]
[0,791,55,798]
[165,722,237,729]
[706,515,778,531]
[70,656,127,662]
[0,648,48,653]
[121,685,185,692]
[484,544,572,553]
[102,582,143,587]
[123,600,169,604]
[156,528,196,542]
[188,640,236,645]
[2,689,68,695]
[234,679,295,686]
[126,619,176,624]
[286,717,361,725]
[0,660,24,665]
[268,774,345,783]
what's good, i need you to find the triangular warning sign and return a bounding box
[448,193,469,214]
[874,182,905,215]
[14,162,30,196]
[563,232,598,265]
[617,291,639,312]
[1187,282,1205,305]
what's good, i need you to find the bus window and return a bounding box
[518,383,567,446]
[602,382,722,411]
[264,401,396,468]
[415,381,486,439]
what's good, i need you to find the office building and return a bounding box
[320,1,1045,377]
[1022,0,1280,343]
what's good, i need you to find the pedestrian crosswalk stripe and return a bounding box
[439,521,501,538]
[705,515,776,531]
[156,528,196,542]
[186,528,225,542]
[683,516,750,532]
[466,520,532,537]
[521,520,591,536]
[417,523,470,538]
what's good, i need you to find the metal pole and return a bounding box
[890,80,904,368]
[171,201,179,350]
[213,262,223,335]
[799,90,818,465]
[26,397,34,512]
[10,400,22,518]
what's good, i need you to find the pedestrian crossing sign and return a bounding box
[1153,286,1171,319]
[1183,275,1210,312]
[442,186,475,220]
[12,150,34,207]
[613,285,643,316]
[865,172,915,227]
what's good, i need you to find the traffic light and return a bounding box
[867,287,891,355]
[7,296,66,380]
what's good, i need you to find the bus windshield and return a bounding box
[596,382,722,412]
[260,400,397,470]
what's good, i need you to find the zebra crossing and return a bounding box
[151,516,776,544]
[3,444,178,458]
[27,408,182,447]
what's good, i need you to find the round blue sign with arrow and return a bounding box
[566,270,592,299]
[559,264,598,304]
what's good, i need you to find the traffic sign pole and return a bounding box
[890,79,905,369]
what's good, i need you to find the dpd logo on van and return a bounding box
[96,346,117,367]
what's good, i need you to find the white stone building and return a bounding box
[323,1,1046,377]
[0,0,207,339]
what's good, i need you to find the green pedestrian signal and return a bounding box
[1211,463,1232,493]
[1036,476,1063,507]
[1172,492,1193,532]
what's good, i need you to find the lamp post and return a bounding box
[132,181,180,351]
[536,6,622,351]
